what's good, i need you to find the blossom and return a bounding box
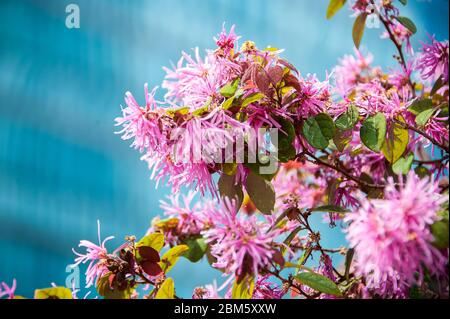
[333,49,381,95]
[162,47,240,111]
[115,84,171,153]
[214,24,240,56]
[202,198,279,277]
[192,280,222,299]
[0,279,16,299]
[252,276,285,299]
[72,220,115,288]
[156,191,215,244]
[345,172,447,297]
[416,36,449,83]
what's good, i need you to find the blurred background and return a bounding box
[0,0,448,298]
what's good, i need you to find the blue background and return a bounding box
[0,0,448,298]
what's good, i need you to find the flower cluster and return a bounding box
[3,1,449,300]
[345,172,448,297]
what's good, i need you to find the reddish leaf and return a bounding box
[279,59,299,74]
[138,246,160,262]
[272,250,285,268]
[141,261,163,277]
[284,74,302,92]
[252,67,270,94]
[268,65,284,84]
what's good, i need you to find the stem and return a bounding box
[373,2,416,97]
[300,150,386,189]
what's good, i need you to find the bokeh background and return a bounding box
[0,0,448,298]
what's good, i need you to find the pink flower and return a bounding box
[252,275,285,299]
[214,24,240,56]
[0,279,16,299]
[345,172,447,297]
[416,36,449,83]
[192,280,222,299]
[162,47,240,111]
[157,191,215,244]
[202,198,279,277]
[333,49,381,95]
[72,220,115,288]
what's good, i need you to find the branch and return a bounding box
[393,118,449,152]
[299,150,386,189]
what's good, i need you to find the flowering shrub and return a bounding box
[2,0,448,299]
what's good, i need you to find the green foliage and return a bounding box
[395,16,417,34]
[183,236,208,262]
[220,78,240,97]
[408,99,433,115]
[160,245,189,273]
[335,104,359,131]
[381,117,409,163]
[415,108,436,127]
[218,173,244,210]
[392,154,414,175]
[34,287,73,299]
[97,274,134,299]
[310,205,350,213]
[326,0,347,19]
[155,278,175,299]
[302,113,336,149]
[241,92,265,107]
[360,113,387,152]
[277,117,297,162]
[352,13,367,49]
[136,233,165,252]
[244,171,276,215]
[296,271,342,296]
[232,275,255,299]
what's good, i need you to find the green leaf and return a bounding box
[399,0,407,5]
[310,205,350,213]
[222,162,238,176]
[183,237,208,262]
[431,76,445,96]
[344,248,355,281]
[218,174,244,210]
[381,117,409,163]
[160,245,189,273]
[296,272,342,296]
[278,117,296,143]
[222,96,235,110]
[220,78,240,97]
[360,113,387,152]
[244,170,276,215]
[352,13,367,49]
[415,166,430,178]
[136,233,165,252]
[415,108,436,127]
[326,0,347,19]
[277,117,297,162]
[302,113,336,149]
[335,104,359,130]
[392,153,414,175]
[232,275,255,299]
[395,16,417,34]
[408,99,433,115]
[283,225,303,249]
[431,219,449,249]
[241,92,265,107]
[34,287,73,299]
[155,278,175,299]
[96,274,134,299]
[243,153,279,181]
